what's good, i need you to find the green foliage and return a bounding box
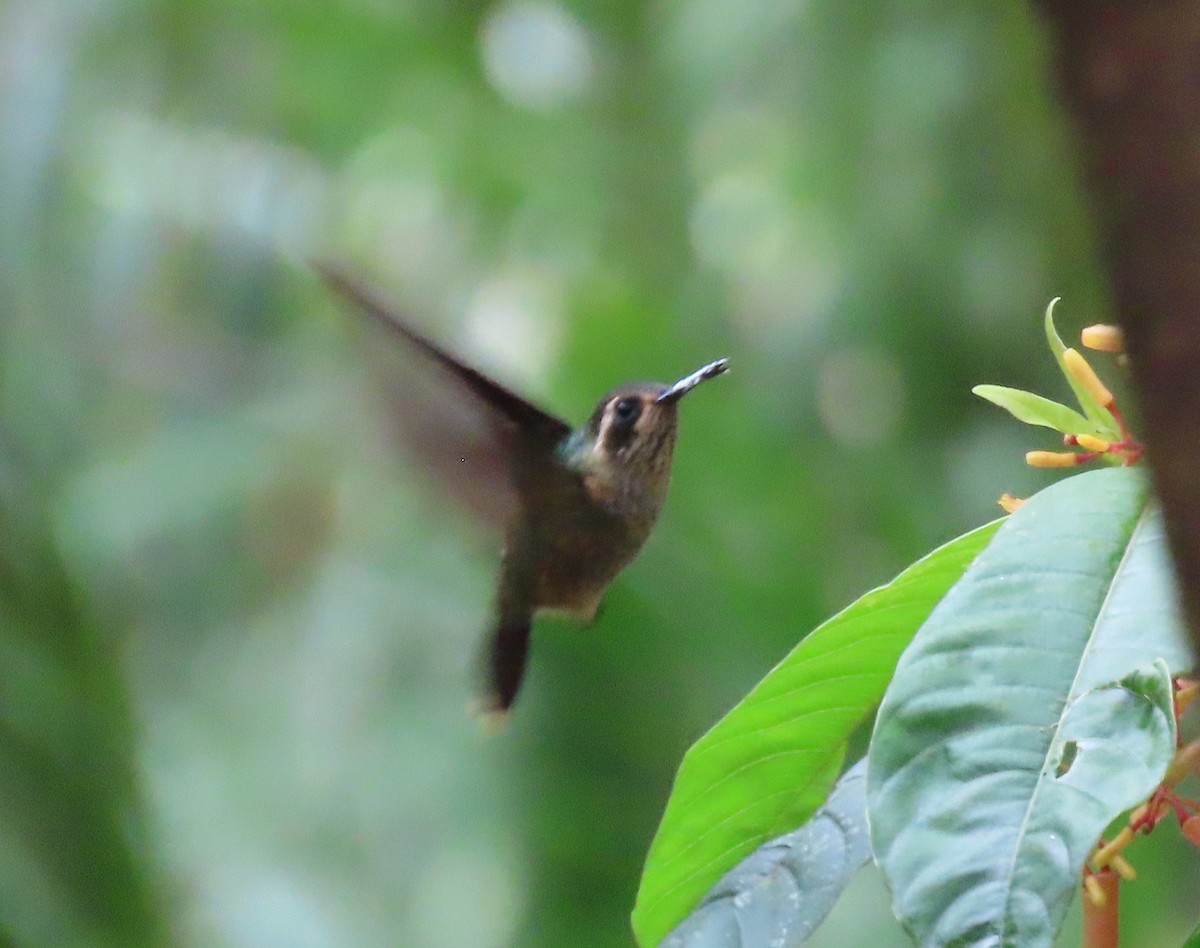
[649,467,1194,946]
[633,519,1001,945]
[661,758,870,948]
[869,467,1188,946]
[974,299,1119,441]
[971,385,1092,435]
[10,1,1198,946]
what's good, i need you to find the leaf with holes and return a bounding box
[868,466,1192,948]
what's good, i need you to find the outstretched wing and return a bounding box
[316,263,572,531]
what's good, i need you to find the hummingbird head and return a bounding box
[581,358,730,482]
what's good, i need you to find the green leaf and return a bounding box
[633,518,1003,946]
[661,758,871,948]
[1044,298,1119,437]
[1182,918,1200,947]
[868,466,1193,948]
[971,385,1094,435]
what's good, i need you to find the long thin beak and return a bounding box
[656,358,730,404]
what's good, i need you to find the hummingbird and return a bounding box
[316,265,728,722]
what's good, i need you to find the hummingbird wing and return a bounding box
[316,264,573,531]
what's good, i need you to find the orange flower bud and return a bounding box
[1026,450,1081,468]
[1177,680,1200,715]
[997,493,1026,513]
[1183,815,1200,849]
[1081,324,1125,353]
[1074,434,1111,453]
[1063,348,1114,408]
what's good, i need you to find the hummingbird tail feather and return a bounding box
[482,613,532,716]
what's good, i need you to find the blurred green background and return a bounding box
[3,0,1197,945]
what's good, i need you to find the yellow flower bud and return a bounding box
[1026,450,1081,468]
[1083,874,1107,908]
[1075,434,1111,453]
[1063,348,1114,409]
[1110,854,1137,881]
[1092,827,1135,869]
[1081,324,1125,353]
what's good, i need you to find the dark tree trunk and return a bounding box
[1033,0,1200,659]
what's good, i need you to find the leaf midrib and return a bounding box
[995,504,1147,938]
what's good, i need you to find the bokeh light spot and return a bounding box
[689,172,794,275]
[479,0,595,110]
[817,348,905,448]
[463,268,563,389]
[410,846,524,948]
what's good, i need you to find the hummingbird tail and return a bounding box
[480,613,532,718]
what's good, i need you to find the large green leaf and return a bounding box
[868,467,1192,948]
[633,518,1003,946]
[661,757,870,948]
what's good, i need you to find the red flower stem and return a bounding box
[1082,869,1120,948]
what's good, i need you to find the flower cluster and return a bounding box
[974,301,1144,511]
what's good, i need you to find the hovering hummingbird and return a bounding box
[317,265,728,722]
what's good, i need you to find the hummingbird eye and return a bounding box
[599,395,644,456]
[613,397,641,425]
